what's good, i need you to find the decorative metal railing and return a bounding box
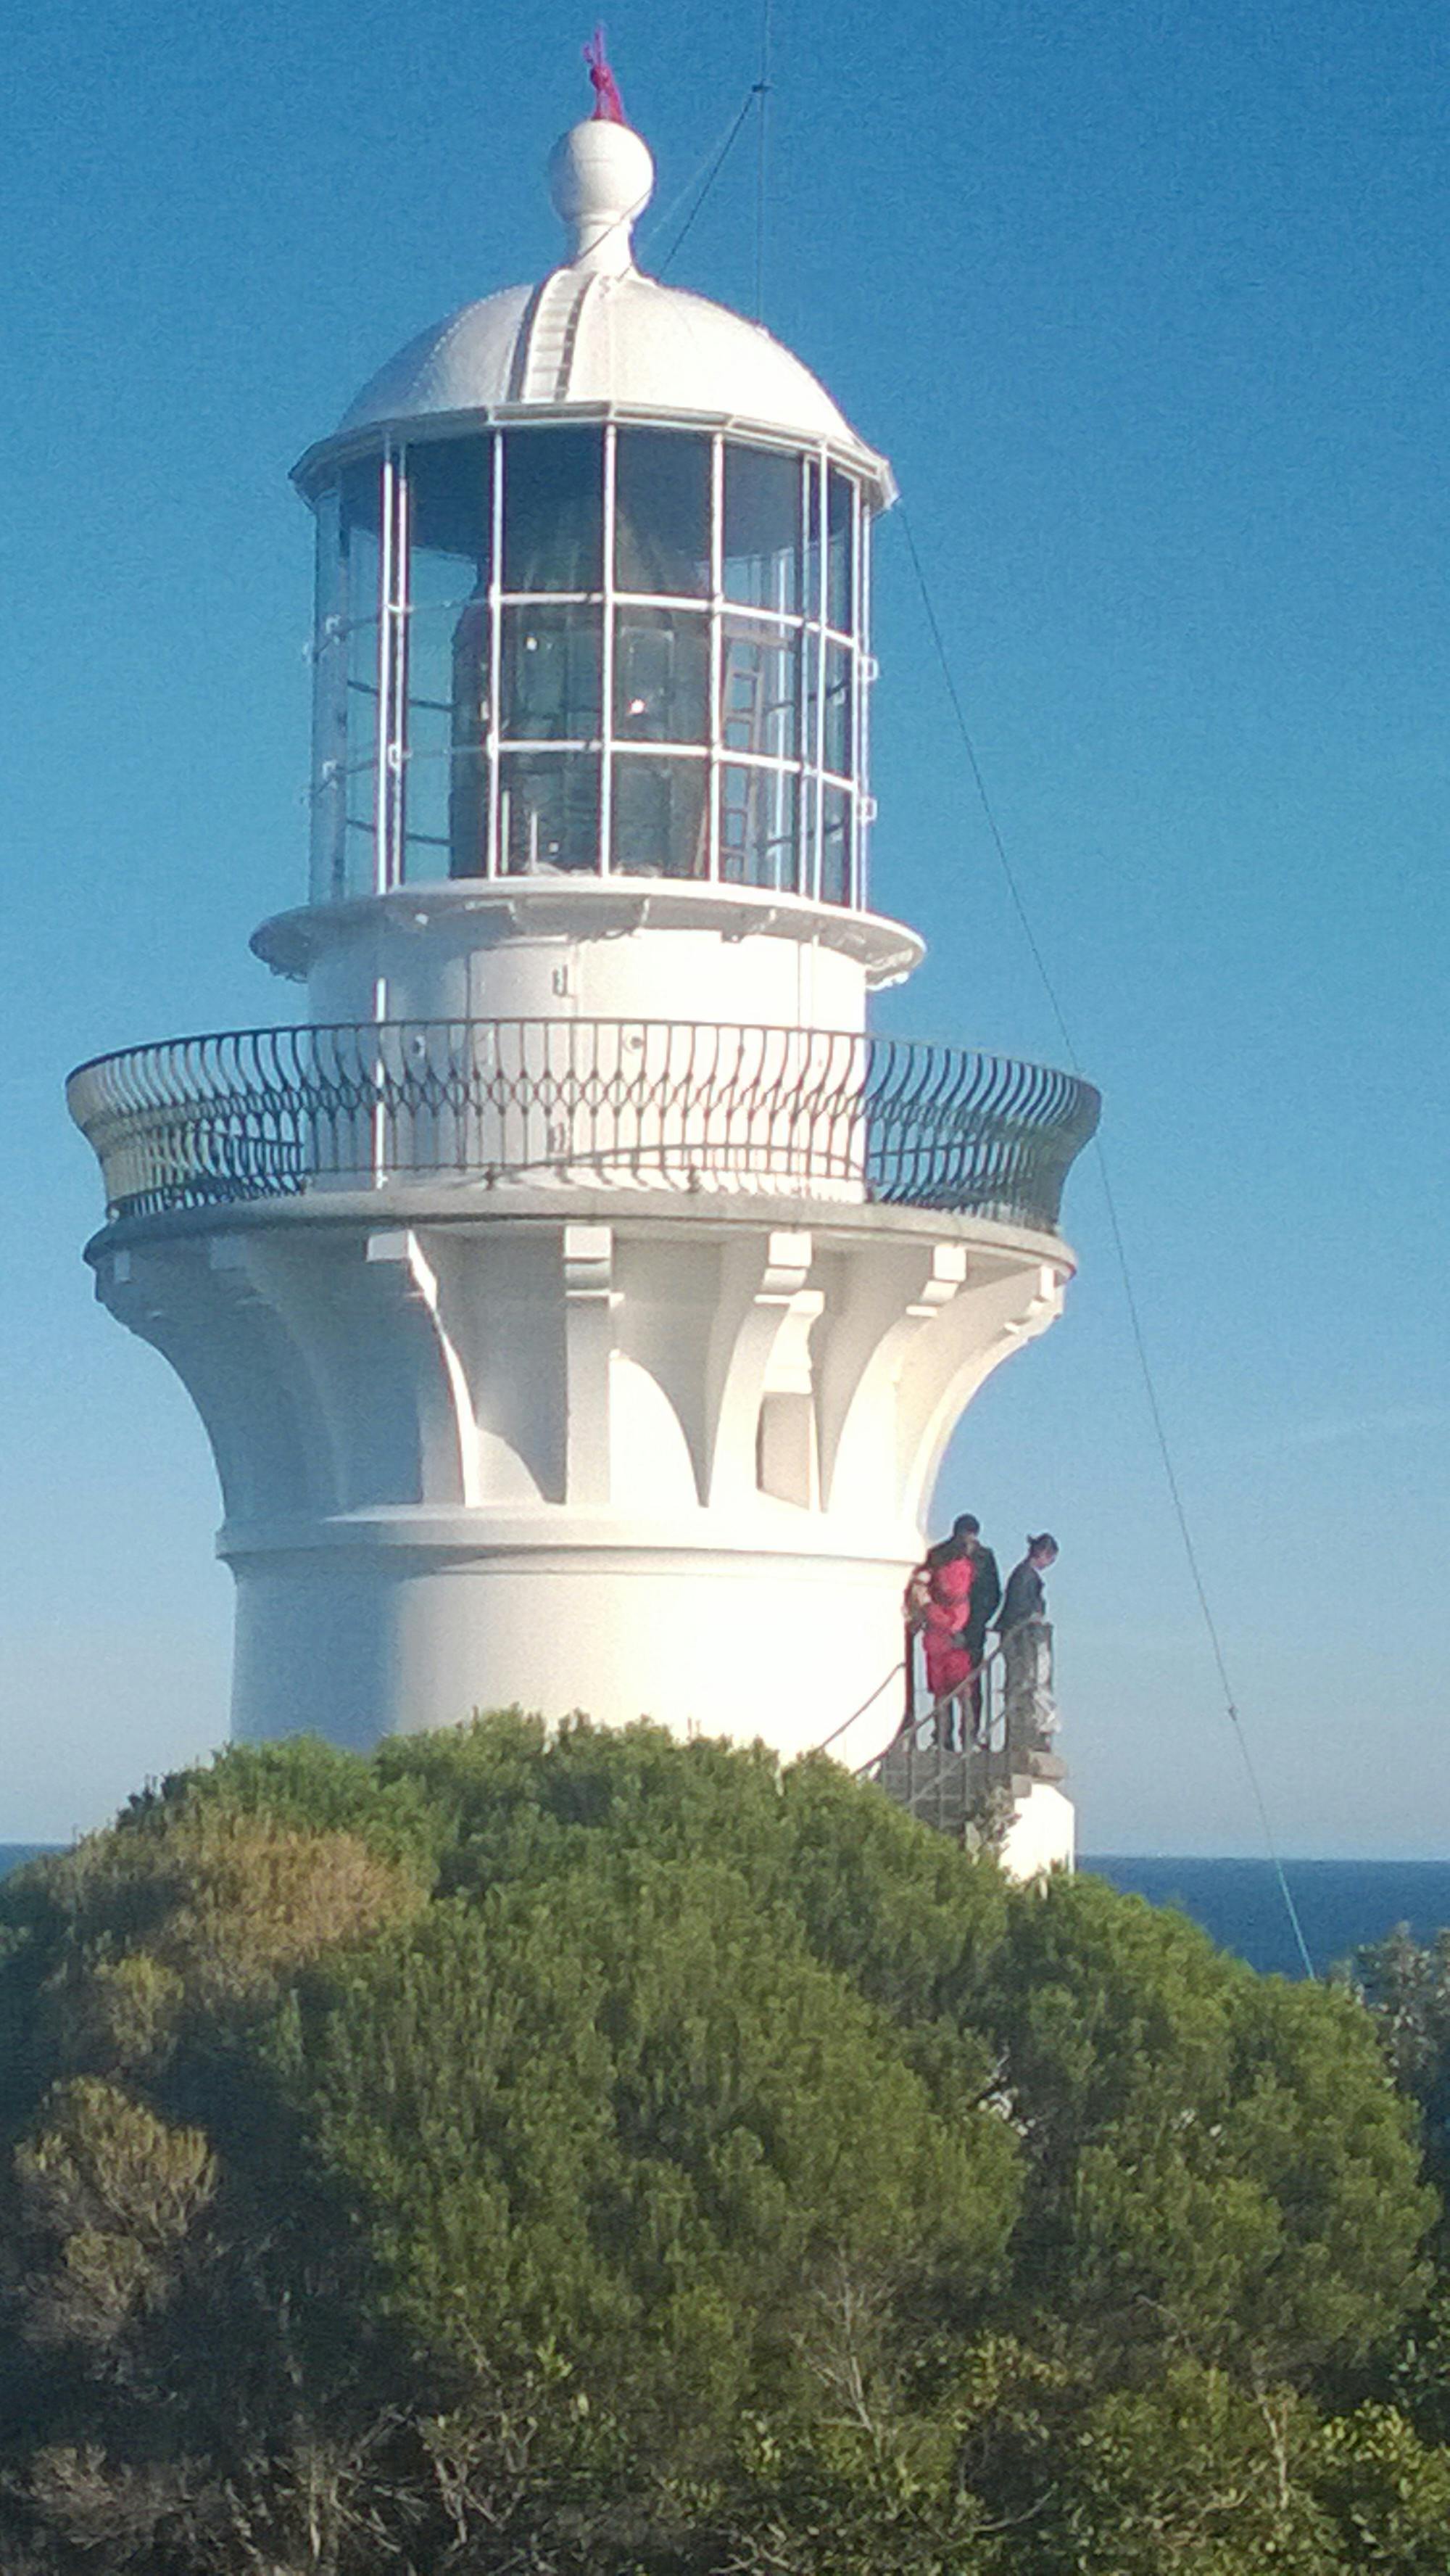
[67,1019,1100,1230]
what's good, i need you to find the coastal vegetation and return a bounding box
[3,1715,1450,2571]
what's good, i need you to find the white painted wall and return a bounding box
[1000,1782,1076,1879]
[227,1532,912,1761]
[250,883,921,1028]
[303,917,871,1033]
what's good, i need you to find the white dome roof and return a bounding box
[320,117,892,503]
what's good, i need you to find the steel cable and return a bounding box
[894,503,1317,1983]
[652,90,761,277]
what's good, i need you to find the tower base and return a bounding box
[225,1514,913,1763]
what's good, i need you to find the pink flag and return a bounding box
[584,27,626,123]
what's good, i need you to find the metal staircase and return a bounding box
[861,1624,1065,1844]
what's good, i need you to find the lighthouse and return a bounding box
[67,83,1098,1868]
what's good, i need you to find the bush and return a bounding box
[0,1716,1436,2574]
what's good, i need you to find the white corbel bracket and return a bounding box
[706,1229,814,1507]
[563,1223,618,1506]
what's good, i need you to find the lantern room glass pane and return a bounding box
[723,445,800,612]
[444,748,489,878]
[402,440,494,881]
[615,430,710,596]
[611,755,708,878]
[310,484,347,902]
[407,437,491,606]
[826,468,854,632]
[614,607,709,743]
[498,752,601,875]
[502,428,603,593]
[314,482,344,638]
[720,617,799,760]
[823,643,853,777]
[501,604,602,741]
[721,764,798,892]
[326,459,385,898]
[401,739,451,878]
[821,784,852,904]
[339,458,384,616]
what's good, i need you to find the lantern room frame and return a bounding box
[302,418,874,913]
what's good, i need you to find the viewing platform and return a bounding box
[863,1619,1072,1873]
[68,1017,1099,1234]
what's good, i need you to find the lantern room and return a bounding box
[300,424,870,907]
[257,111,913,1030]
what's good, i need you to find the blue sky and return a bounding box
[1,0,1445,1849]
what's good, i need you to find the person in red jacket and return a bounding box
[919,1537,974,1750]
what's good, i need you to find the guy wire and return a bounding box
[655,91,759,277]
[896,503,1317,1983]
[755,0,773,320]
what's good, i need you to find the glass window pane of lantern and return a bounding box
[314,479,344,637]
[610,754,708,878]
[310,761,347,905]
[721,763,798,891]
[719,616,799,760]
[499,752,600,874]
[340,456,384,624]
[502,427,603,593]
[402,726,453,881]
[501,604,602,740]
[445,748,489,879]
[823,643,853,777]
[803,456,822,617]
[614,607,709,742]
[723,444,800,612]
[615,430,710,597]
[442,603,492,875]
[310,485,347,903]
[403,439,493,884]
[344,751,376,899]
[826,468,855,632]
[407,684,489,883]
[821,783,852,904]
[407,437,492,606]
[335,458,384,896]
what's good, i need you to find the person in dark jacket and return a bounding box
[956,1516,1001,1664]
[997,1534,1058,1636]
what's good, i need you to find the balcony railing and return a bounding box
[67,1019,1100,1232]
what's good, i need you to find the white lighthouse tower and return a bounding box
[68,87,1098,1867]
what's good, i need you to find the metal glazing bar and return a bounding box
[487,430,504,880]
[599,424,616,875]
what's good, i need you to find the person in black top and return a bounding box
[956,1516,1002,1667]
[997,1534,1058,1636]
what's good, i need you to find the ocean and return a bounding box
[1,1848,54,1882]
[2,1844,1447,1980]
[1081,1856,1450,1980]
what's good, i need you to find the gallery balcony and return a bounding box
[67,1017,1100,1237]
